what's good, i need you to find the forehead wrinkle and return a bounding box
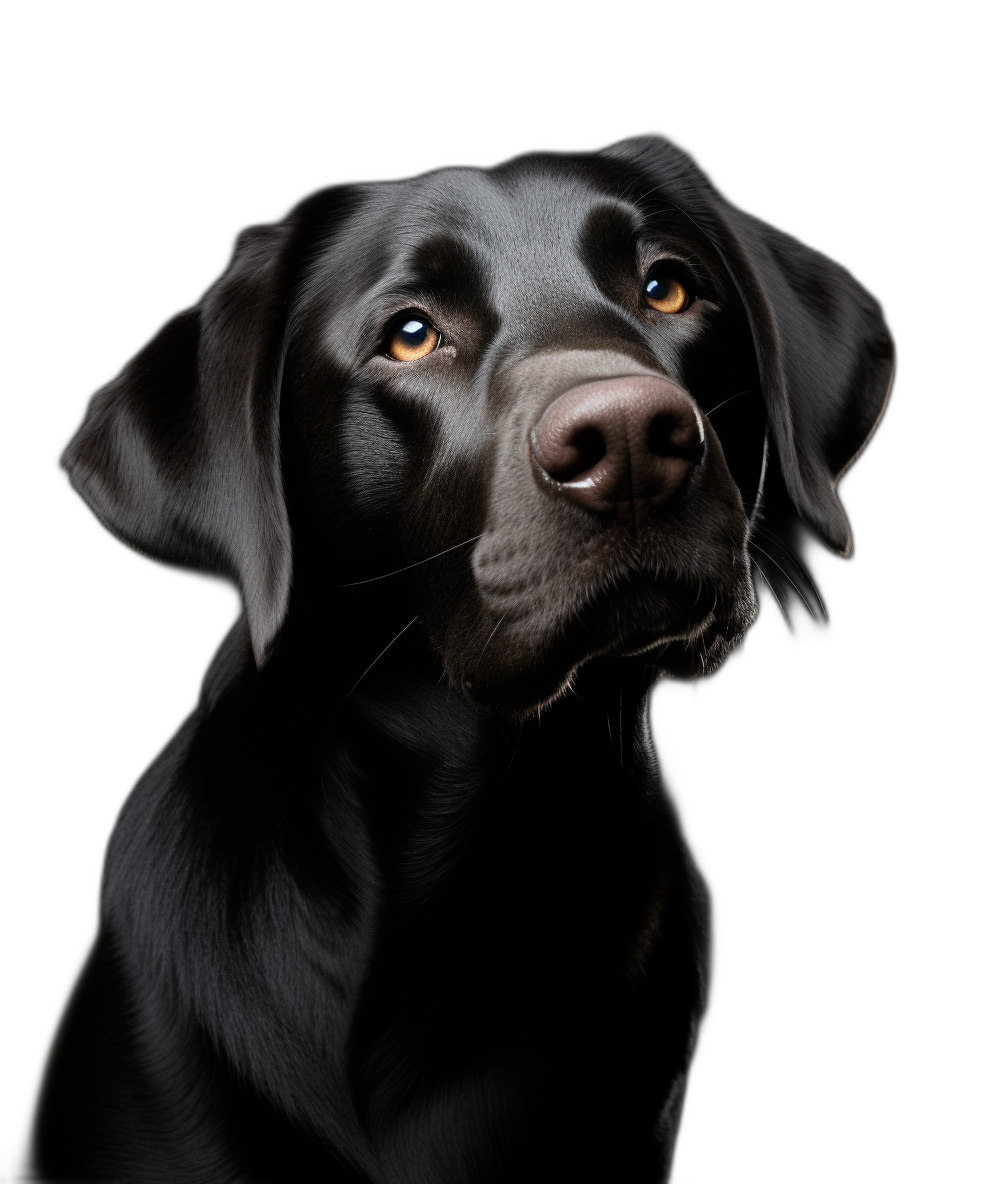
[406,168,602,275]
[312,164,656,361]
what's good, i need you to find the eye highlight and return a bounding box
[387,313,440,361]
[644,264,689,314]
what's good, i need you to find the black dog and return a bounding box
[34,136,893,1182]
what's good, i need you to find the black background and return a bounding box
[13,46,976,1174]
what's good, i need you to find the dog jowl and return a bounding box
[36,137,893,1182]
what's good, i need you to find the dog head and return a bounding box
[63,137,893,716]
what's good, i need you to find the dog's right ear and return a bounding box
[63,221,300,667]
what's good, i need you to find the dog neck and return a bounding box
[171,595,679,947]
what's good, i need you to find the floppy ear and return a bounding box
[62,222,295,666]
[712,205,895,555]
[603,136,895,556]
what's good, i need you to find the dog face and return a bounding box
[63,138,893,715]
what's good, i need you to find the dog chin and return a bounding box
[641,619,749,681]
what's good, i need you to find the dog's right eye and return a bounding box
[387,313,440,362]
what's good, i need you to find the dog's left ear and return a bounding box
[714,204,895,555]
[62,221,296,667]
[604,136,895,556]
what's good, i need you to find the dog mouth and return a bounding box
[563,575,718,664]
[458,566,757,716]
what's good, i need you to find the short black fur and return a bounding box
[35,137,893,1182]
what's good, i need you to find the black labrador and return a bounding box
[34,136,893,1182]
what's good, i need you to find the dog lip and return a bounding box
[464,592,724,700]
[566,600,721,668]
[608,609,717,658]
[461,603,739,717]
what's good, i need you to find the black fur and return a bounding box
[35,137,893,1182]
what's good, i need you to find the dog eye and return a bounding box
[387,313,440,361]
[644,265,689,314]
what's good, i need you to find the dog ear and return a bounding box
[712,205,895,555]
[62,222,295,666]
[604,136,895,556]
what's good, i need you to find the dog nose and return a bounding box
[528,374,704,524]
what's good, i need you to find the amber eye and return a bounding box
[644,265,689,314]
[387,313,439,361]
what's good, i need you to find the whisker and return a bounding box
[476,614,506,666]
[338,616,419,709]
[657,637,675,663]
[704,389,751,417]
[668,201,708,238]
[339,534,484,587]
[749,541,816,618]
[751,524,826,616]
[569,684,599,713]
[750,557,790,625]
[500,742,519,787]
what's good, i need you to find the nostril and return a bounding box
[562,427,606,480]
[647,411,703,459]
[535,424,607,482]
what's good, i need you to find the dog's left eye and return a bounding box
[644,264,690,314]
[387,313,440,361]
